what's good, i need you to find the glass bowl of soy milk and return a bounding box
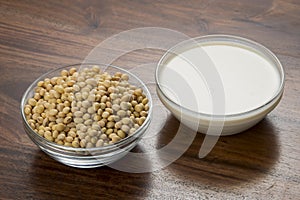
[156,35,284,135]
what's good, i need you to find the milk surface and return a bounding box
[159,43,280,115]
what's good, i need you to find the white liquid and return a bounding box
[159,43,281,115]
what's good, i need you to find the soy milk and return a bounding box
[159,43,281,115]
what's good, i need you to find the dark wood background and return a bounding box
[0,0,299,199]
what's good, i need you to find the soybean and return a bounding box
[24,66,149,148]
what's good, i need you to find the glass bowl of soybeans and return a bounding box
[21,63,152,168]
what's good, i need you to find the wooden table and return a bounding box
[0,0,299,199]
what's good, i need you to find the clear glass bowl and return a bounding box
[156,35,284,135]
[21,63,152,168]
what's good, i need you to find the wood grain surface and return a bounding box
[0,0,299,199]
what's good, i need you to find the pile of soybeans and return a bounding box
[24,66,149,148]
